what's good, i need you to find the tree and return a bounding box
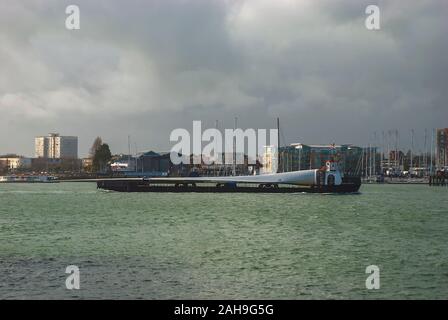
[89,137,103,158]
[92,143,112,173]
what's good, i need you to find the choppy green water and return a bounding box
[0,182,447,299]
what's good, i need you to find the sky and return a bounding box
[0,0,447,157]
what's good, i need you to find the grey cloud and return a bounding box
[0,0,447,156]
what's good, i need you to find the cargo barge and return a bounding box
[97,178,360,193]
[97,161,361,194]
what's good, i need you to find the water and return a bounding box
[0,182,447,299]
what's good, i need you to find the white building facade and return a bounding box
[35,133,78,159]
[262,145,278,174]
[0,156,32,169]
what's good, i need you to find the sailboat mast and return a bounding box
[381,131,384,175]
[233,117,237,176]
[128,135,131,168]
[373,131,377,177]
[424,128,427,175]
[215,120,218,176]
[430,128,434,174]
[411,129,414,174]
[277,117,280,173]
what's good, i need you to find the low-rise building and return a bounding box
[82,158,93,171]
[30,158,82,173]
[110,154,137,172]
[0,155,32,170]
[135,151,173,176]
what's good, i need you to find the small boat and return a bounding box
[0,175,59,183]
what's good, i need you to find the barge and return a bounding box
[97,161,361,194]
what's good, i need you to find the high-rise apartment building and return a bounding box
[35,133,78,159]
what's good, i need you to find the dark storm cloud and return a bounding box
[0,0,447,156]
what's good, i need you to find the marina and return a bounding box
[429,174,447,186]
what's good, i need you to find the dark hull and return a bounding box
[97,178,361,194]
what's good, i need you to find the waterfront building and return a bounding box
[263,143,363,176]
[30,158,82,173]
[131,151,250,177]
[135,151,173,176]
[35,133,78,159]
[262,146,278,174]
[81,158,93,171]
[110,154,137,172]
[0,155,32,170]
